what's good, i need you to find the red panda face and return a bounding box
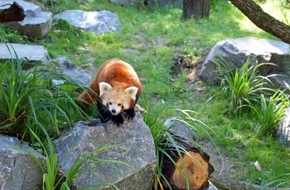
[99,82,138,115]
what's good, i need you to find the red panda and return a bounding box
[78,59,142,125]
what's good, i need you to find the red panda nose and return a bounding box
[111,109,116,114]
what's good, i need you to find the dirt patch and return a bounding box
[170,53,207,84]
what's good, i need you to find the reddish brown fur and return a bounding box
[78,59,142,107]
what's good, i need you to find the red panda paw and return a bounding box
[111,114,124,126]
[124,109,136,120]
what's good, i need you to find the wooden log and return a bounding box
[161,132,214,190]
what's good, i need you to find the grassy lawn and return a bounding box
[1,0,290,188]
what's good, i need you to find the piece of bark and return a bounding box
[161,132,214,190]
[0,2,25,22]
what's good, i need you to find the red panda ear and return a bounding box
[125,86,138,100]
[99,82,112,97]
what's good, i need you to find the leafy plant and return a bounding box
[28,123,85,190]
[0,59,40,136]
[215,56,274,112]
[0,53,88,142]
[249,91,288,136]
[143,104,170,189]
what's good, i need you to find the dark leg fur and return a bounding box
[124,108,136,120]
[111,114,124,126]
[124,97,138,119]
[96,99,110,123]
[96,97,138,125]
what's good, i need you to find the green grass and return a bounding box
[1,0,290,188]
[0,55,88,142]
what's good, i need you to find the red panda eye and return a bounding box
[118,103,122,106]
[109,102,112,105]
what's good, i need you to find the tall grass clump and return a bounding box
[249,91,288,136]
[0,56,88,143]
[29,122,86,190]
[215,56,289,136]
[143,105,171,189]
[215,56,274,113]
[0,59,40,136]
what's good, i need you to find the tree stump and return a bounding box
[182,0,210,20]
[161,132,214,190]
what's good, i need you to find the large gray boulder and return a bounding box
[278,106,290,147]
[54,10,122,34]
[0,135,45,190]
[198,37,290,86]
[54,113,156,189]
[0,43,50,68]
[0,0,52,38]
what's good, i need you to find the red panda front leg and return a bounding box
[124,108,135,119]
[124,97,138,119]
[96,98,111,123]
[110,114,124,126]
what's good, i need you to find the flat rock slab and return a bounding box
[54,10,121,34]
[198,37,290,85]
[54,113,156,189]
[0,43,50,68]
[0,0,52,38]
[0,135,45,190]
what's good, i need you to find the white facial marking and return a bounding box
[108,99,122,115]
